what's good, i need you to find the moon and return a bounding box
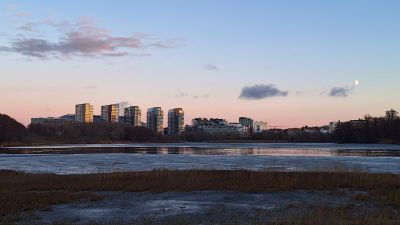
[354,80,359,86]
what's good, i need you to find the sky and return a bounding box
[0,0,399,128]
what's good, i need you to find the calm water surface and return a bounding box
[1,143,400,174]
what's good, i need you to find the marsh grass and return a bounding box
[265,204,400,225]
[0,169,399,224]
[2,170,399,193]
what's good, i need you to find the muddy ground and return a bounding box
[9,190,377,225]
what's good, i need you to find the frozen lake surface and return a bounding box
[26,190,358,225]
[1,143,400,174]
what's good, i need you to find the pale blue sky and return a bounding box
[0,0,399,127]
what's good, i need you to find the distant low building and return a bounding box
[302,127,320,134]
[267,128,286,135]
[192,118,212,127]
[329,121,339,133]
[227,122,246,133]
[318,125,330,134]
[203,124,245,134]
[320,127,330,134]
[253,121,268,133]
[93,115,102,123]
[60,114,75,121]
[31,115,75,125]
[209,118,228,125]
[192,118,228,127]
[118,116,125,124]
[287,128,302,136]
[239,117,254,134]
[288,126,330,136]
[190,118,245,134]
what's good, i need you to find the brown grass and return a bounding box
[0,169,399,220]
[2,170,399,193]
[264,207,400,225]
[0,191,86,216]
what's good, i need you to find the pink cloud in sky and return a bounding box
[0,18,181,59]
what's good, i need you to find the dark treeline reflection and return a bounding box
[0,109,399,145]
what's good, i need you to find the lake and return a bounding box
[1,143,400,174]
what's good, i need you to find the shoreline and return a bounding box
[0,140,330,148]
[3,141,400,149]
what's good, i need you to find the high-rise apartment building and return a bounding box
[101,104,119,123]
[124,106,141,126]
[147,107,164,133]
[75,103,93,123]
[168,108,184,135]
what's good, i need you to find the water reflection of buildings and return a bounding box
[253,149,337,157]
[155,147,194,154]
[5,146,399,158]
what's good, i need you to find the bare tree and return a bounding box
[364,114,373,121]
[385,109,399,120]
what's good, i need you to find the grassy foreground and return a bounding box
[1,169,400,224]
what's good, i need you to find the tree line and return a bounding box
[0,114,167,145]
[333,109,400,143]
[1,109,399,145]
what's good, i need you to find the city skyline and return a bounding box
[31,103,275,134]
[1,1,399,127]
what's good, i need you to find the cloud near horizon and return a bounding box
[329,87,353,97]
[14,12,30,18]
[175,92,209,99]
[193,94,209,99]
[203,63,218,71]
[239,84,288,100]
[175,92,188,98]
[0,18,180,59]
[84,85,97,90]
